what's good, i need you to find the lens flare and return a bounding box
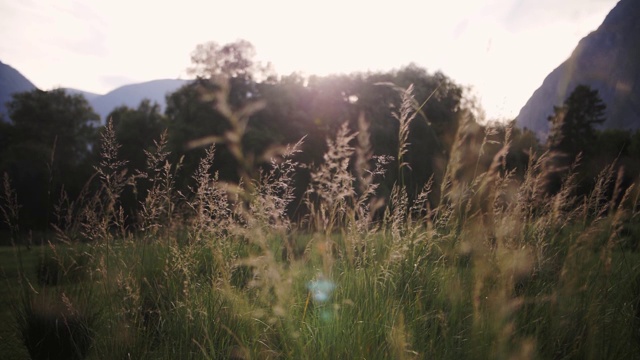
[307,277,335,303]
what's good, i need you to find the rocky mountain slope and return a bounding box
[516,0,640,139]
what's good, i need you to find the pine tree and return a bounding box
[547,85,606,156]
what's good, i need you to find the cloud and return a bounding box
[0,0,109,60]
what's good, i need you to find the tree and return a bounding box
[169,40,276,187]
[187,40,274,109]
[7,89,99,165]
[188,39,267,80]
[547,85,606,156]
[0,89,99,229]
[107,99,167,173]
[165,79,238,186]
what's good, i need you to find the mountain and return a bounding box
[88,79,191,122]
[1,60,190,123]
[516,0,640,139]
[0,60,37,121]
[62,88,101,101]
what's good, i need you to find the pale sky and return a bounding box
[0,0,619,121]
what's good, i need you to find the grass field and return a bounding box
[1,86,640,359]
[1,224,638,359]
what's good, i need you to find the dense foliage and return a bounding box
[0,89,99,229]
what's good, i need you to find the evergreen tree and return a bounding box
[547,85,606,156]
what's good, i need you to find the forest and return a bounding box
[0,40,639,359]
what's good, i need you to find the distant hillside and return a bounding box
[89,79,191,123]
[62,88,101,101]
[0,60,37,121]
[1,60,190,123]
[516,0,640,139]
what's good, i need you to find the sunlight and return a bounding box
[0,0,619,119]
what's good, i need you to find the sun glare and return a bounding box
[0,0,619,120]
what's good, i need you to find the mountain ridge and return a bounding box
[83,79,191,122]
[516,0,640,138]
[0,62,190,123]
[0,60,37,120]
[61,88,102,101]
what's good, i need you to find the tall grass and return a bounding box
[2,79,640,360]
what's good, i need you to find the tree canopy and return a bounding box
[0,89,99,228]
[187,39,271,81]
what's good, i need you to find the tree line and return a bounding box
[1,40,638,234]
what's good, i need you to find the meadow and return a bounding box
[1,85,639,360]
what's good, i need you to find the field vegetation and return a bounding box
[1,41,640,359]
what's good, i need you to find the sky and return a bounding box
[0,0,620,121]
